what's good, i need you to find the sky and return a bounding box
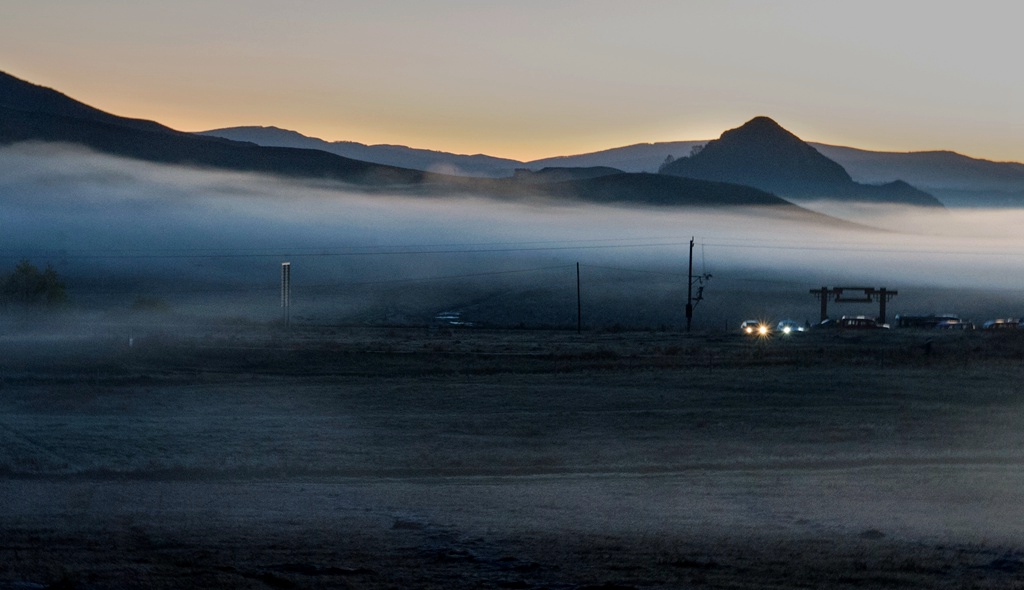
[1,1,1022,162]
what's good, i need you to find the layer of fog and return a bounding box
[3,142,1024,329]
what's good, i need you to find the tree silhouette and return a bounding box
[1,259,67,310]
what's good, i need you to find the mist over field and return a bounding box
[3,143,1024,329]
[6,145,1024,590]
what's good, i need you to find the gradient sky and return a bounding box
[2,1,1021,162]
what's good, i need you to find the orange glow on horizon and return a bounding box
[12,66,1024,166]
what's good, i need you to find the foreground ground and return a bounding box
[2,324,1024,588]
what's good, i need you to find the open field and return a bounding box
[3,325,1024,588]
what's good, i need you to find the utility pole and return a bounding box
[686,237,694,332]
[576,262,582,334]
[685,237,711,332]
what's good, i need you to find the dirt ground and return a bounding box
[2,324,1024,589]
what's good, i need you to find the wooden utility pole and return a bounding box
[576,262,582,334]
[879,288,889,324]
[686,237,694,332]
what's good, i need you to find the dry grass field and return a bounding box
[2,324,1024,589]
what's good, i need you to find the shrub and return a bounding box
[0,259,68,310]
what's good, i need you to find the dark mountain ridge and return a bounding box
[527,141,705,173]
[811,144,1024,206]
[529,172,793,207]
[199,125,523,178]
[0,70,173,136]
[676,116,855,192]
[200,122,1024,208]
[661,117,943,207]
[201,125,709,177]
[408,169,806,210]
[509,166,623,184]
[0,70,842,218]
[813,144,1024,191]
[0,72,432,186]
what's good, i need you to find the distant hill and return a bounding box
[199,126,523,178]
[811,144,1024,207]
[660,117,943,207]
[519,172,796,207]
[0,70,930,223]
[199,124,1024,207]
[663,117,852,194]
[491,172,870,229]
[531,143,1024,205]
[813,144,1024,191]
[201,125,707,176]
[422,169,820,212]
[0,71,843,216]
[508,166,623,184]
[525,141,707,173]
[397,171,851,226]
[0,71,431,186]
[0,70,174,136]
[532,142,1024,207]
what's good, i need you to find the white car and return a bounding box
[741,320,770,336]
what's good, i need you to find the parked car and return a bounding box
[934,319,974,330]
[740,320,770,336]
[775,319,806,335]
[839,316,889,330]
[895,314,960,329]
[982,319,1019,331]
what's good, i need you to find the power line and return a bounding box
[713,276,811,286]
[0,236,695,260]
[580,263,688,278]
[66,264,578,295]
[303,264,575,289]
[3,233,1021,260]
[701,241,1024,257]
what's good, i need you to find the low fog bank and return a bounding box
[2,143,1024,331]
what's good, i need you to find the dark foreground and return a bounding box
[2,324,1024,589]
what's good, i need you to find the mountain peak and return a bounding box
[662,116,854,195]
[721,116,822,152]
[722,116,802,144]
[737,115,785,131]
[661,117,942,207]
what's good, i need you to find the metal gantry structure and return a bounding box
[809,286,898,323]
[281,261,291,326]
